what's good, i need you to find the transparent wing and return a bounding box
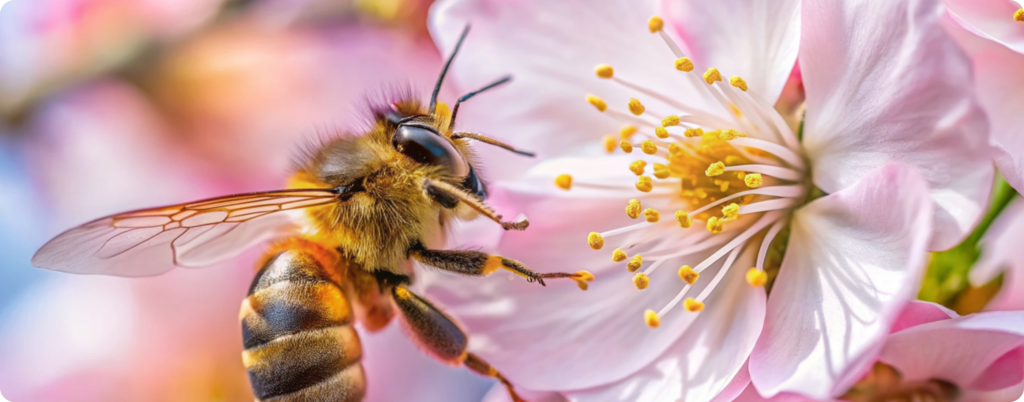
[31,189,340,277]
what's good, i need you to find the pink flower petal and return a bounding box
[661,0,800,103]
[880,311,1024,392]
[971,198,1024,311]
[945,0,1024,54]
[799,0,993,251]
[750,164,933,399]
[890,300,958,334]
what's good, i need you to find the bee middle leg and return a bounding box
[408,246,592,289]
[391,285,526,402]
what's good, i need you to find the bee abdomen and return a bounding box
[241,248,365,402]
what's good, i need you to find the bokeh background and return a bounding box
[0,0,495,400]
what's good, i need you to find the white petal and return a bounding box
[565,247,765,402]
[749,164,933,399]
[429,0,716,179]
[799,0,993,251]
[662,0,801,102]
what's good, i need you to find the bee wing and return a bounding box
[32,189,340,277]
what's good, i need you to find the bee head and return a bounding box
[391,117,486,200]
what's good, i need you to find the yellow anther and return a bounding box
[683,298,704,312]
[627,255,643,272]
[703,68,722,84]
[674,57,694,72]
[595,64,614,79]
[705,161,726,177]
[719,129,744,140]
[648,16,664,33]
[729,76,748,91]
[633,272,650,289]
[668,143,684,155]
[652,163,670,179]
[587,232,604,250]
[746,268,767,287]
[662,115,681,127]
[675,211,692,228]
[629,160,647,176]
[603,134,617,153]
[435,101,451,120]
[644,309,660,328]
[636,176,653,192]
[722,203,740,220]
[620,125,638,139]
[626,199,642,219]
[628,98,646,116]
[643,208,660,223]
[684,127,704,138]
[620,140,634,153]
[641,140,658,155]
[706,217,723,234]
[612,249,628,262]
[744,173,763,188]
[678,265,699,285]
[1015,8,1024,22]
[654,126,670,139]
[587,94,607,112]
[555,174,572,190]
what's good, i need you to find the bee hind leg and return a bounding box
[408,246,593,290]
[390,286,526,402]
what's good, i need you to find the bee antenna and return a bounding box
[449,75,512,130]
[430,24,471,115]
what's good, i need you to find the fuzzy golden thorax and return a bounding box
[290,103,480,274]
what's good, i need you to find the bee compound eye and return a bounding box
[392,124,468,177]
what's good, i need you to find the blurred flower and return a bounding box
[0,0,224,117]
[425,0,991,400]
[942,0,1024,194]
[969,197,1024,311]
[735,302,1024,401]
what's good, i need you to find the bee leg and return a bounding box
[391,286,527,402]
[408,246,593,289]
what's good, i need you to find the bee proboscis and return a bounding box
[31,25,592,402]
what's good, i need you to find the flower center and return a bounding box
[558,16,810,328]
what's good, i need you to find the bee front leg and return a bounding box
[391,286,526,402]
[408,246,593,289]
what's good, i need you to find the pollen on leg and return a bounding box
[620,124,638,139]
[628,98,646,116]
[573,270,595,290]
[588,232,605,250]
[629,160,647,175]
[648,16,664,33]
[587,94,608,112]
[603,135,617,153]
[555,174,573,190]
[626,199,642,219]
[674,57,694,72]
[675,211,692,228]
[683,298,704,312]
[744,173,763,188]
[636,176,653,192]
[628,255,643,272]
[643,208,660,223]
[678,265,699,284]
[633,272,650,290]
[746,268,767,287]
[703,68,722,84]
[620,140,634,153]
[655,126,670,139]
[705,161,726,176]
[729,76,748,91]
[595,64,614,79]
[612,248,628,262]
[641,140,658,155]
[644,309,660,328]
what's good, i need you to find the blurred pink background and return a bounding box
[0,0,493,400]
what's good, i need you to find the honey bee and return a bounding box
[31,26,592,402]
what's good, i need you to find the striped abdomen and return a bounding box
[240,248,365,402]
